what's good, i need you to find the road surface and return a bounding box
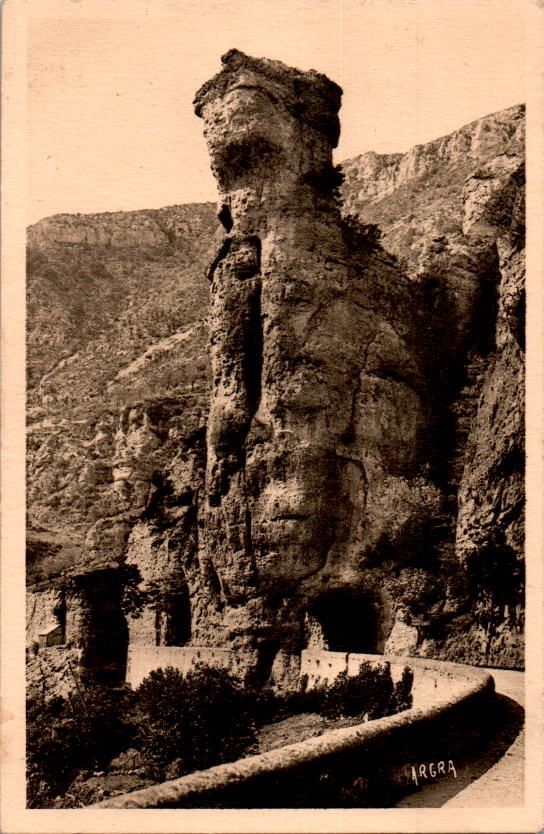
[395,668,524,807]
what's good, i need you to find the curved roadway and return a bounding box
[395,668,524,807]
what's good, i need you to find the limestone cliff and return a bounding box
[451,155,525,665]
[341,104,524,271]
[26,204,214,565]
[26,51,525,691]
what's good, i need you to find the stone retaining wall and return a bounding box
[302,651,470,707]
[95,654,495,808]
[125,645,231,688]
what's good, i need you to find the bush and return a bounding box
[27,685,136,808]
[248,662,413,726]
[27,661,414,807]
[133,665,257,779]
[318,662,391,720]
[342,215,383,253]
[314,662,412,721]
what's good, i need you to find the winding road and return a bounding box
[395,668,524,807]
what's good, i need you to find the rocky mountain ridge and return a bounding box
[342,105,524,205]
[342,103,524,271]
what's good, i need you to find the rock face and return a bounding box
[26,51,525,691]
[339,108,525,668]
[26,570,129,697]
[342,106,524,208]
[453,156,525,665]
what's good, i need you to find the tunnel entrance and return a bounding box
[78,569,129,685]
[163,581,192,646]
[309,589,383,654]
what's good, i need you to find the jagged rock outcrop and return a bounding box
[122,427,206,648]
[26,567,132,694]
[342,106,524,208]
[341,111,525,668]
[26,203,214,564]
[341,104,524,273]
[27,205,216,254]
[26,647,84,702]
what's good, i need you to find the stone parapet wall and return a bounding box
[300,649,349,684]
[126,646,487,708]
[97,654,495,808]
[125,645,232,688]
[302,650,469,707]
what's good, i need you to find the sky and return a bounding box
[26,0,531,224]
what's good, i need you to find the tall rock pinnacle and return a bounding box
[194,50,438,684]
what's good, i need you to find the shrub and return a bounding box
[392,666,414,712]
[342,215,383,253]
[27,661,414,807]
[248,662,413,727]
[247,661,413,727]
[315,661,412,721]
[26,685,136,808]
[318,662,389,720]
[133,665,257,779]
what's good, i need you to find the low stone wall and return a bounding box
[95,655,495,809]
[126,645,232,688]
[302,650,470,708]
[126,646,469,709]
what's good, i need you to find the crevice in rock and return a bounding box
[473,246,500,358]
[218,203,233,232]
[53,590,67,642]
[250,639,280,689]
[243,280,263,416]
[243,504,258,585]
[164,581,192,646]
[206,237,232,282]
[204,557,225,611]
[339,368,364,445]
[421,245,501,495]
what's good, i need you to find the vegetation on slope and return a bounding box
[26,204,216,553]
[27,661,412,807]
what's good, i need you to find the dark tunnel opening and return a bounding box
[309,589,383,654]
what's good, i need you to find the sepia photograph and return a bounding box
[1,0,543,831]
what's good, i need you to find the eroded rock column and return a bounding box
[194,50,439,681]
